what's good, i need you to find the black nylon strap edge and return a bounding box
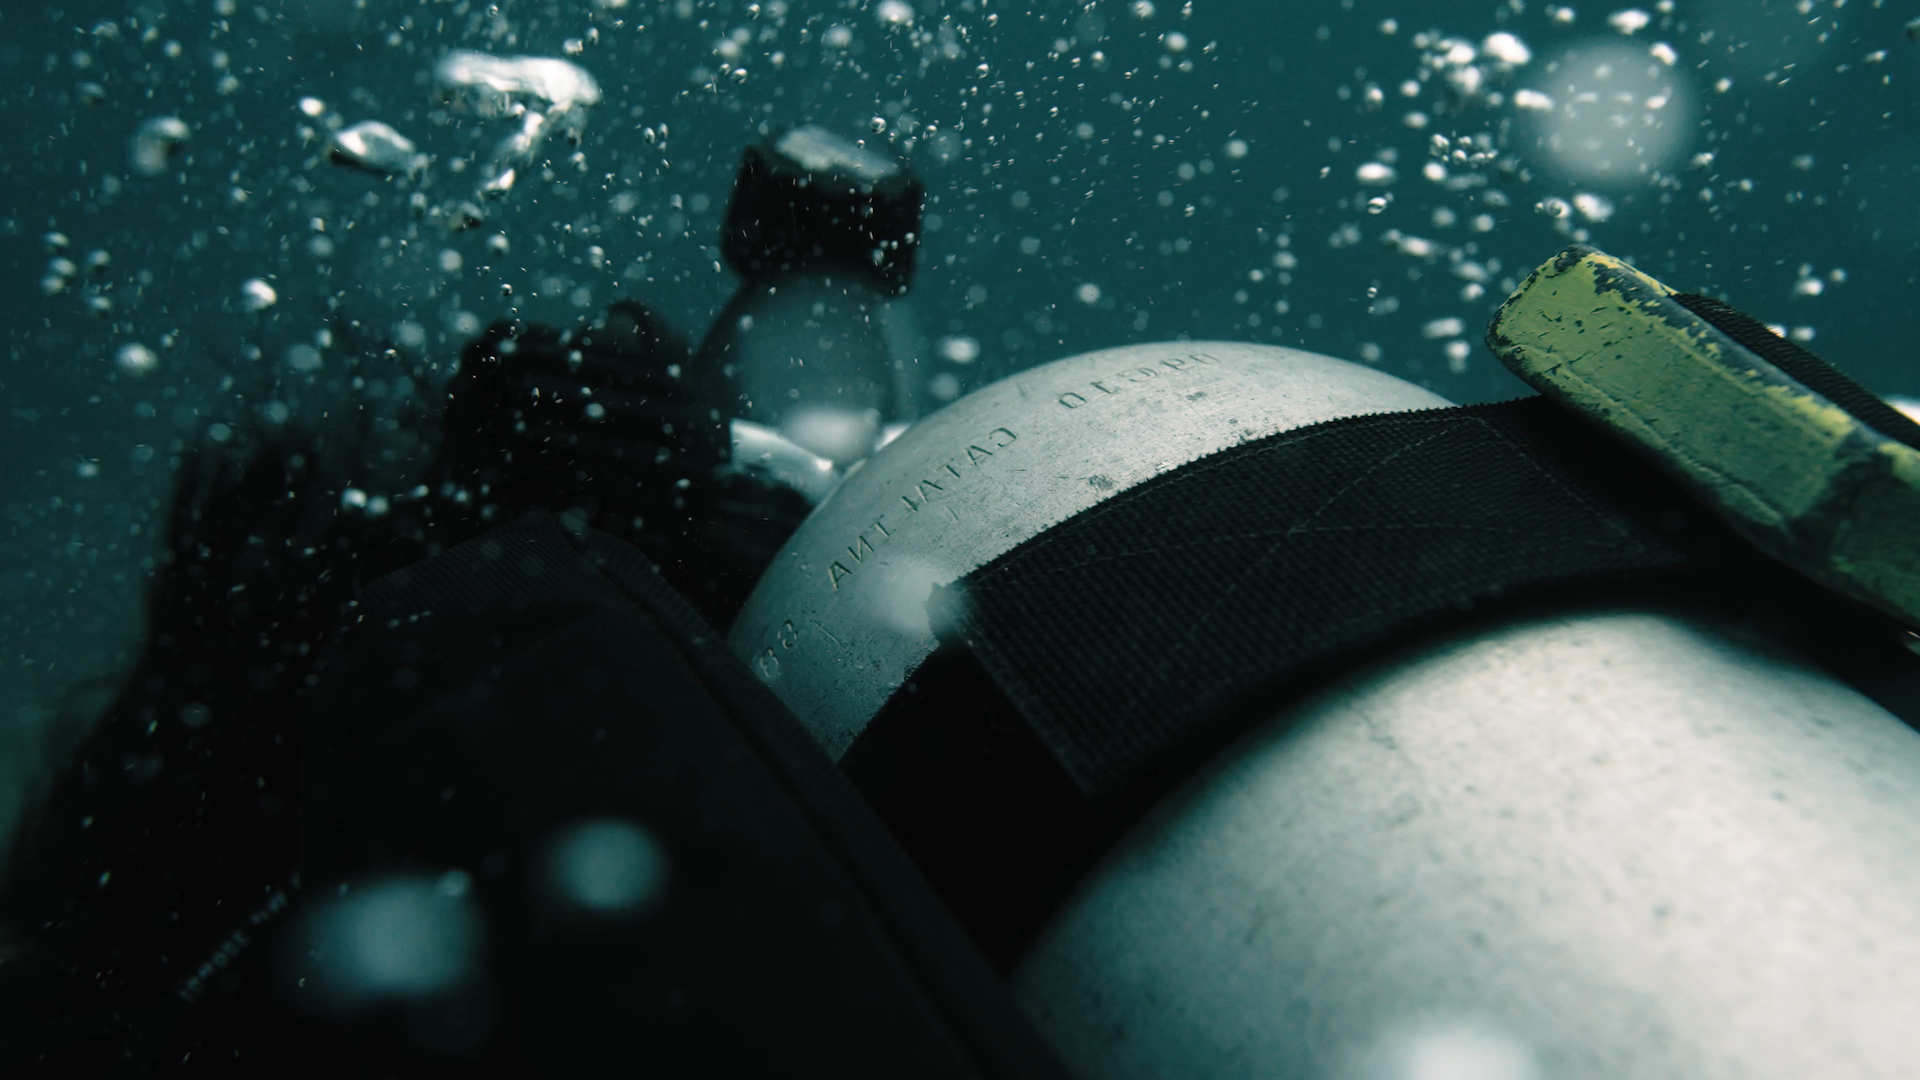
[557,522,1073,1080]
[928,396,1716,798]
[1670,293,1920,453]
[323,513,1070,1080]
[339,511,1075,1076]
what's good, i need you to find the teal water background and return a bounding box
[1,0,1916,847]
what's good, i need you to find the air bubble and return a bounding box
[1356,162,1397,185]
[542,820,669,916]
[1608,9,1652,35]
[1481,32,1532,66]
[115,342,158,374]
[328,121,425,176]
[130,116,190,176]
[938,335,981,363]
[239,278,278,312]
[301,875,483,1007]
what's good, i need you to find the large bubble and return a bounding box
[1523,42,1693,184]
[298,873,483,1009]
[540,819,669,916]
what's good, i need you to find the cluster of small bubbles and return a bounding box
[340,488,392,516]
[428,51,603,216]
[42,237,79,296]
[1793,265,1847,298]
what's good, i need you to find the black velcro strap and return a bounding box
[928,395,1706,797]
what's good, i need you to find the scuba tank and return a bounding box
[728,250,1920,1077]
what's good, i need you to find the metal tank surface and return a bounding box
[732,340,1920,1078]
[1012,608,1920,1080]
[727,341,1449,757]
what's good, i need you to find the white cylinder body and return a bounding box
[1013,607,1920,1079]
[728,342,1920,1078]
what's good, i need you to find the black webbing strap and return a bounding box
[848,321,1920,964]
[1670,293,1920,453]
[926,395,1716,797]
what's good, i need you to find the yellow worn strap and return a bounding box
[1486,244,1920,626]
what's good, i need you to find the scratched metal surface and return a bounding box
[1013,607,1920,1080]
[728,340,1449,758]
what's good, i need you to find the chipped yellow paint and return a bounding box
[1492,249,1858,529]
[1491,245,1920,627]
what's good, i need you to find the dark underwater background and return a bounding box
[1,0,1915,853]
